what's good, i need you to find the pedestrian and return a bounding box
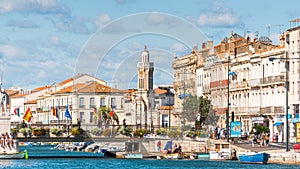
[157,140,161,152]
[77,118,81,128]
[260,132,266,147]
[251,133,256,147]
[265,133,269,147]
[123,119,126,128]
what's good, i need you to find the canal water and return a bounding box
[0,146,298,169]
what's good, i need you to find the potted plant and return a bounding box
[50,128,61,136]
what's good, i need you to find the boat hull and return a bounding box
[198,153,210,160]
[124,153,143,159]
[162,153,183,159]
[0,152,25,159]
[238,152,269,164]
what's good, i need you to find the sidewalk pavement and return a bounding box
[233,139,296,152]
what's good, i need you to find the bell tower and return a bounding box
[137,45,154,91]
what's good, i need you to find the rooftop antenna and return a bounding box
[0,71,3,88]
[266,24,271,38]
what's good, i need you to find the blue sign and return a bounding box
[230,121,242,138]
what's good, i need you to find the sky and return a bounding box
[1,0,300,90]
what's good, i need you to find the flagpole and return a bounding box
[67,97,69,136]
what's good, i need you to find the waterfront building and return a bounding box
[174,29,300,142]
[135,45,154,130]
[173,46,198,129]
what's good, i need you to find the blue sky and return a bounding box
[0,0,300,90]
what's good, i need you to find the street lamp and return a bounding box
[269,55,298,152]
[226,56,230,143]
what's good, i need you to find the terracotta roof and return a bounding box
[53,82,128,94]
[24,100,37,104]
[11,93,29,98]
[53,83,86,94]
[59,77,73,85]
[154,88,167,95]
[5,89,19,96]
[33,86,50,92]
[78,82,128,93]
[158,105,174,110]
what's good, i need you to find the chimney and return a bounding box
[202,42,206,49]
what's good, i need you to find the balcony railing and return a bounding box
[230,106,284,115]
[260,75,284,85]
[230,81,248,89]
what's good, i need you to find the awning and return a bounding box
[273,122,283,126]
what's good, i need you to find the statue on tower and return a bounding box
[0,75,8,116]
[0,87,8,116]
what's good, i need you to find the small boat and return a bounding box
[0,150,28,159]
[162,153,183,159]
[238,152,269,164]
[124,153,143,159]
[197,153,210,160]
[209,141,231,160]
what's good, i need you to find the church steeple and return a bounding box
[137,45,154,91]
[141,45,149,63]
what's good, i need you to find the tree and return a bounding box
[96,106,119,129]
[182,96,211,128]
[205,109,219,126]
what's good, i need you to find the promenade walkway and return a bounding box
[232,140,300,164]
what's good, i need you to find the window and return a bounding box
[90,97,95,108]
[100,98,105,107]
[121,98,124,109]
[80,112,84,123]
[79,97,85,108]
[162,115,169,128]
[90,112,94,123]
[111,98,115,108]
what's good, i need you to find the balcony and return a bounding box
[260,75,284,85]
[230,106,283,115]
[230,81,248,89]
[260,106,284,114]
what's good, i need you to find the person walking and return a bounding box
[265,133,269,147]
[251,133,256,147]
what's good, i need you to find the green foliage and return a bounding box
[91,128,101,136]
[134,128,150,137]
[11,128,18,133]
[32,128,46,136]
[19,128,31,136]
[119,126,132,136]
[252,124,270,134]
[155,128,167,136]
[70,127,84,135]
[205,109,219,126]
[182,96,211,127]
[50,128,61,136]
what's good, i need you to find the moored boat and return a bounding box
[124,153,143,159]
[0,150,28,159]
[197,153,210,160]
[238,152,269,164]
[163,153,183,159]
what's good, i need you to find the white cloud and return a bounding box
[95,14,111,28]
[197,12,239,27]
[196,1,240,27]
[0,45,26,58]
[0,0,69,15]
[171,43,188,53]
